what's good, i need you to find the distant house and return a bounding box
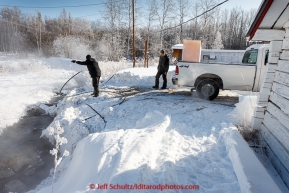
[247,0,289,188]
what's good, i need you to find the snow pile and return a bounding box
[103,66,176,88]
[231,95,258,126]
[36,109,241,193]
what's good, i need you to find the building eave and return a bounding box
[246,0,274,40]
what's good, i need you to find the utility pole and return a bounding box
[144,34,148,68]
[39,20,42,56]
[132,0,136,67]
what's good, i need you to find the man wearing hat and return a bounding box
[71,55,101,97]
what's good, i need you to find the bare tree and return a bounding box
[0,3,258,58]
[26,11,44,55]
[156,0,175,48]
[176,0,190,43]
[197,0,219,48]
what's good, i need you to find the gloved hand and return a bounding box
[71,60,76,63]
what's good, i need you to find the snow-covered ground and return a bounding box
[0,56,128,133]
[0,56,287,193]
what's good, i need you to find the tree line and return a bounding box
[0,0,257,61]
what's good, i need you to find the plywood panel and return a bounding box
[182,40,201,62]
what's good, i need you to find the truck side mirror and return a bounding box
[264,50,269,66]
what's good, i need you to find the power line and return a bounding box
[160,0,229,32]
[0,18,51,33]
[0,0,126,9]
[78,13,101,18]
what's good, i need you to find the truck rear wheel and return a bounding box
[196,79,219,100]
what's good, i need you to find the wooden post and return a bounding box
[144,34,148,68]
[132,0,136,67]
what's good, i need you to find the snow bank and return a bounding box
[223,129,282,193]
[38,111,170,193]
[102,66,176,88]
[231,96,258,126]
[36,109,242,193]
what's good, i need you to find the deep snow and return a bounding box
[0,57,87,133]
[0,56,287,193]
[0,56,129,133]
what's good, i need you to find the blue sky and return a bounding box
[0,0,263,20]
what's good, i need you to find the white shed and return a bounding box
[247,0,289,188]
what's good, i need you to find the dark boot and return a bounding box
[94,91,99,97]
[154,71,162,89]
[161,73,167,89]
[92,76,100,97]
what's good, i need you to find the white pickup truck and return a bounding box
[172,44,269,100]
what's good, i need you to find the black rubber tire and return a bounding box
[196,79,219,100]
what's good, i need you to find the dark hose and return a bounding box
[57,70,83,95]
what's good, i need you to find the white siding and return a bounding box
[252,26,289,188]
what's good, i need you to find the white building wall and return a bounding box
[252,21,289,188]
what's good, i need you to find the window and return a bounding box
[203,55,210,60]
[242,49,258,64]
[203,54,216,60]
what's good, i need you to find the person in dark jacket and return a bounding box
[152,50,169,89]
[71,55,101,97]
